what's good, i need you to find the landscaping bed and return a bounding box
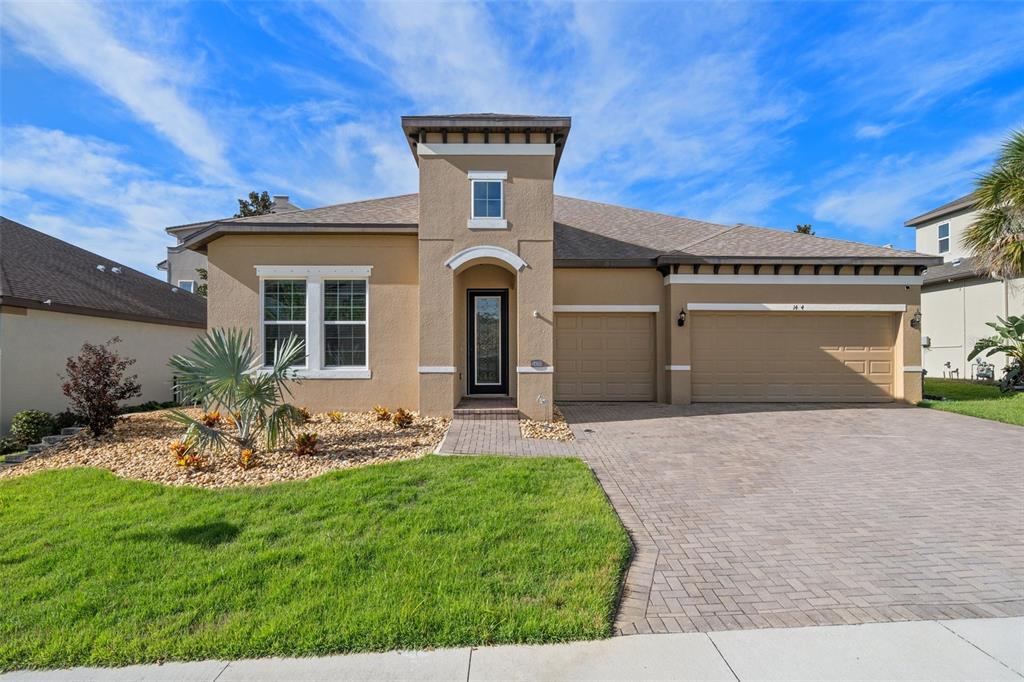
[520,406,575,442]
[920,378,1024,427]
[0,409,449,488]
[0,459,630,670]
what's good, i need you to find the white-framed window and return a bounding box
[261,279,307,368]
[323,279,368,368]
[468,170,507,229]
[177,279,195,293]
[256,266,372,378]
[938,223,950,254]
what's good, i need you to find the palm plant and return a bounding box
[167,328,306,456]
[962,129,1024,280]
[968,315,1024,392]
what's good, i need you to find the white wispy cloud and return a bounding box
[3,1,232,180]
[0,126,231,271]
[812,130,1005,232]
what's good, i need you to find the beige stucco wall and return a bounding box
[666,281,923,403]
[921,277,1024,378]
[417,150,555,419]
[914,207,977,262]
[0,306,201,433]
[206,234,420,414]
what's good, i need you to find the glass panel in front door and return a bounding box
[475,296,501,385]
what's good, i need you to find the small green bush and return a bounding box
[0,436,25,455]
[53,410,81,431]
[10,410,57,446]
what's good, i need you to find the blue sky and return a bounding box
[2,1,1022,277]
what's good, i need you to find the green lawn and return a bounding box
[0,457,630,670]
[920,378,1024,427]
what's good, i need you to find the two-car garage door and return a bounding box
[691,312,896,402]
[554,310,897,403]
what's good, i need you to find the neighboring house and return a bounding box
[157,195,301,291]
[178,114,939,420]
[905,194,1024,379]
[0,218,206,432]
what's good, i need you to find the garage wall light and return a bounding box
[677,308,687,327]
[910,310,922,330]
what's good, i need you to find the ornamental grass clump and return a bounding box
[167,328,306,463]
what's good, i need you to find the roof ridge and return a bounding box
[555,194,732,229]
[671,224,739,253]
[731,223,922,256]
[219,193,417,224]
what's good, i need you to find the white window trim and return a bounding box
[256,266,372,380]
[322,278,370,373]
[418,366,457,374]
[469,173,507,230]
[687,303,908,312]
[938,223,950,254]
[177,279,195,293]
[259,277,309,371]
[664,274,922,286]
[553,305,660,313]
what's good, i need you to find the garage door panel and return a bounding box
[692,312,895,403]
[555,313,656,401]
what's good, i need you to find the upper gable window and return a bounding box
[468,171,508,229]
[938,223,950,253]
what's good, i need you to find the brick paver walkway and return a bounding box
[440,402,1024,636]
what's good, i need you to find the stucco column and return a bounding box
[666,282,692,404]
[516,241,554,420]
[418,240,457,416]
[896,302,923,403]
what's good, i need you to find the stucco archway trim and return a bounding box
[445,246,527,272]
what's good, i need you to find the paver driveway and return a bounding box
[557,403,1024,635]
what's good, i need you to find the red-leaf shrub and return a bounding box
[61,337,142,437]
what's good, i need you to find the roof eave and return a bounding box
[904,197,976,227]
[182,223,420,252]
[0,295,206,329]
[656,254,944,266]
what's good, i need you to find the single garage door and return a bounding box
[555,313,656,401]
[691,312,896,402]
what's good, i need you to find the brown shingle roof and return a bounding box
[922,257,990,286]
[180,193,938,265]
[1,217,206,327]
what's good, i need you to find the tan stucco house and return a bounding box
[178,114,940,420]
[0,218,206,432]
[905,194,1024,379]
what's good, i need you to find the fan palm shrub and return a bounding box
[962,129,1024,279]
[968,315,1024,392]
[167,328,306,457]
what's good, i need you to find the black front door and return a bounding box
[467,289,509,395]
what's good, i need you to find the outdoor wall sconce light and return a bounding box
[910,310,922,329]
[677,308,687,327]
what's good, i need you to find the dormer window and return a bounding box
[468,171,507,229]
[938,223,950,254]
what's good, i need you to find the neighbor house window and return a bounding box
[938,223,950,254]
[467,171,507,229]
[262,279,307,367]
[177,280,195,293]
[323,280,368,368]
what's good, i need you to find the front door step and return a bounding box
[454,398,519,420]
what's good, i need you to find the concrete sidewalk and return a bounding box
[3,617,1021,681]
